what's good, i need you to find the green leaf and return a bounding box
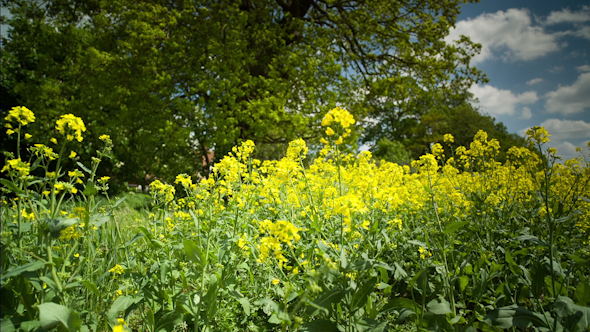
[237,297,251,316]
[505,251,520,275]
[20,320,41,332]
[340,247,348,270]
[205,274,219,318]
[355,318,388,332]
[427,297,452,315]
[268,313,282,324]
[351,277,377,311]
[155,307,184,332]
[83,180,98,196]
[112,196,127,208]
[255,298,280,314]
[107,296,140,325]
[90,215,110,228]
[183,238,203,268]
[1,317,17,332]
[483,304,550,329]
[443,220,470,234]
[514,235,548,247]
[531,262,546,299]
[554,296,590,331]
[82,280,100,298]
[575,281,590,306]
[306,288,348,317]
[1,261,45,282]
[458,275,469,293]
[380,297,422,315]
[1,179,24,194]
[299,319,339,332]
[76,162,92,174]
[38,302,81,332]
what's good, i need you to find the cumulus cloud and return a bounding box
[447,8,561,64]
[537,118,590,141]
[577,64,590,72]
[470,84,538,117]
[520,107,532,119]
[526,78,544,85]
[544,6,590,40]
[545,6,590,25]
[519,119,590,161]
[545,72,590,115]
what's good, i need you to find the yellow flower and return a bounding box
[5,106,35,126]
[55,114,86,142]
[443,133,454,143]
[99,134,110,142]
[69,151,77,158]
[325,127,335,136]
[109,264,124,275]
[50,138,58,144]
[334,136,343,145]
[1,158,31,177]
[25,133,32,139]
[361,219,370,230]
[74,253,79,258]
[418,247,432,260]
[272,278,280,285]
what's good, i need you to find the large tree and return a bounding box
[1,0,485,185]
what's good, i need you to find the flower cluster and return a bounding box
[4,106,35,134]
[55,113,87,142]
[321,107,356,145]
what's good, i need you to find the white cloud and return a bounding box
[470,84,538,117]
[548,66,564,73]
[526,78,544,85]
[545,72,590,115]
[573,25,590,39]
[545,6,590,25]
[447,9,561,64]
[544,6,590,40]
[520,107,532,119]
[577,65,590,72]
[537,118,590,141]
[519,119,590,161]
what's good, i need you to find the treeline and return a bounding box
[1,0,522,189]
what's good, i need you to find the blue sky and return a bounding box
[448,0,590,160]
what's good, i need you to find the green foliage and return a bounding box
[370,138,413,165]
[363,91,525,162]
[2,0,485,186]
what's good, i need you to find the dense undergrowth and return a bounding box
[1,106,590,332]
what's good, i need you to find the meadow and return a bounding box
[1,106,589,332]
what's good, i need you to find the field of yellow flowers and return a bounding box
[1,106,590,332]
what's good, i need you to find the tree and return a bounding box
[2,0,485,185]
[362,90,525,162]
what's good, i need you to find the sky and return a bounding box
[447,0,590,161]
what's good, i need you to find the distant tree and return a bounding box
[363,91,525,162]
[2,0,485,185]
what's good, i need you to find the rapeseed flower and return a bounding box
[5,106,35,126]
[55,114,86,142]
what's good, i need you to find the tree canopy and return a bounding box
[1,0,488,185]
